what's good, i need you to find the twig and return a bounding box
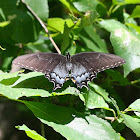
[21,0,61,54]
[104,117,116,122]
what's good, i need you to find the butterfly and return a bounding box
[12,52,126,90]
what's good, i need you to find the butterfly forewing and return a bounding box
[13,53,64,73]
[72,52,126,73]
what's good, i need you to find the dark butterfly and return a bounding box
[12,52,126,90]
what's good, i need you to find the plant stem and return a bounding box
[21,0,61,54]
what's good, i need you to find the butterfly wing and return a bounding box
[12,52,69,90]
[71,52,126,88]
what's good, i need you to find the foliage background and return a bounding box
[0,0,140,140]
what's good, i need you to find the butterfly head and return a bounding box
[66,52,71,61]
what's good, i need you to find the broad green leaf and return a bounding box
[16,124,46,140]
[11,72,80,93]
[121,114,140,137]
[129,99,140,112]
[111,98,140,137]
[24,0,49,20]
[10,72,54,91]
[66,41,77,55]
[0,21,10,27]
[129,5,140,19]
[0,0,42,43]
[11,72,44,87]
[124,13,139,34]
[47,18,75,33]
[2,56,13,70]
[125,0,140,3]
[0,83,81,100]
[126,23,140,34]
[59,0,80,15]
[124,13,137,25]
[105,70,130,86]
[61,23,72,53]
[88,83,111,102]
[79,90,109,109]
[80,11,99,27]
[79,25,108,53]
[99,19,140,77]
[72,0,107,17]
[0,72,81,98]
[113,0,140,5]
[22,100,120,140]
[0,71,19,82]
[0,83,50,100]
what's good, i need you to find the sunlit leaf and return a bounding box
[79,25,108,53]
[24,0,49,20]
[79,90,109,109]
[88,83,111,102]
[22,100,120,140]
[126,23,140,34]
[16,124,46,140]
[99,19,140,77]
[0,21,10,27]
[72,0,107,17]
[111,98,140,137]
[0,83,51,100]
[129,99,140,113]
[113,0,140,5]
[47,18,75,33]
[129,5,140,18]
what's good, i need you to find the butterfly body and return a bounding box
[12,52,126,90]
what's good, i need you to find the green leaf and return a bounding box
[111,98,140,137]
[72,0,107,17]
[129,5,140,18]
[129,99,140,113]
[53,87,80,96]
[125,0,140,3]
[61,23,71,53]
[0,0,47,43]
[0,46,6,50]
[113,0,140,5]
[105,70,130,86]
[0,71,19,82]
[99,19,140,77]
[24,0,49,20]
[126,23,140,34]
[121,114,140,137]
[22,100,120,140]
[47,18,75,33]
[124,13,137,26]
[0,83,50,100]
[79,25,108,53]
[0,21,10,27]
[59,0,81,15]
[10,72,54,91]
[80,11,99,27]
[16,124,46,140]
[11,72,44,87]
[79,90,109,109]
[88,83,111,102]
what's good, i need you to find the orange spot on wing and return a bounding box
[71,78,76,83]
[65,78,69,81]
